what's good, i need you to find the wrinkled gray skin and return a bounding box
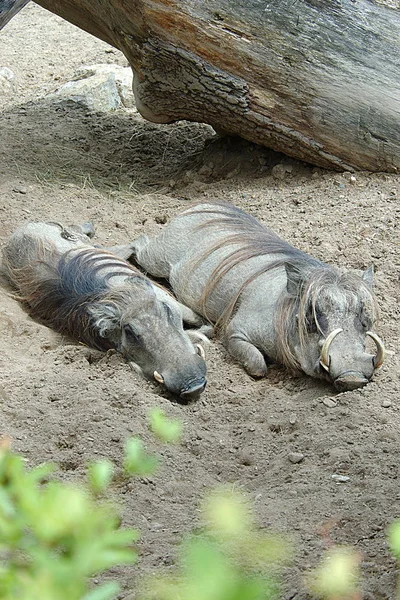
[129,203,384,391]
[2,222,207,398]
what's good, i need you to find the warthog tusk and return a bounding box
[366,331,386,369]
[196,344,206,359]
[320,328,343,372]
[153,371,165,384]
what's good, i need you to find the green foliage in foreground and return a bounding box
[142,489,290,600]
[0,409,181,600]
[307,547,361,600]
[149,408,183,444]
[0,441,137,600]
[0,404,398,600]
[389,521,400,600]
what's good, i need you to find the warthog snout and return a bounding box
[179,378,207,398]
[319,328,385,391]
[154,357,207,398]
[333,371,370,392]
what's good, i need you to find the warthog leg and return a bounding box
[187,328,212,346]
[225,322,267,378]
[104,242,137,261]
[194,324,215,339]
[177,302,206,328]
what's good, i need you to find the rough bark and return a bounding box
[5,0,400,171]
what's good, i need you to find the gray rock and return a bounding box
[74,63,135,108]
[50,72,122,112]
[238,451,254,466]
[0,67,15,81]
[0,66,15,95]
[331,474,350,483]
[381,399,392,408]
[323,397,337,408]
[12,185,27,194]
[271,162,293,180]
[288,452,304,464]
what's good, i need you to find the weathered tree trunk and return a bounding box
[5,0,400,171]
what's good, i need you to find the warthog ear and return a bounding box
[87,302,121,337]
[285,263,305,296]
[362,264,374,289]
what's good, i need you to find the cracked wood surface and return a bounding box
[4,0,400,171]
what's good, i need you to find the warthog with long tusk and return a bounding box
[2,221,207,398]
[129,202,385,391]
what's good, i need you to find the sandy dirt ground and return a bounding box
[1,4,400,599]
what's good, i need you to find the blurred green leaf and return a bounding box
[140,489,281,600]
[123,437,159,477]
[88,460,114,494]
[149,409,182,444]
[389,521,400,558]
[82,582,120,600]
[0,445,138,600]
[308,547,360,599]
[203,489,253,539]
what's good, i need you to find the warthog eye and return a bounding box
[306,307,328,334]
[306,315,317,333]
[357,313,372,331]
[123,323,142,344]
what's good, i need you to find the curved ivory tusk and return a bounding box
[366,331,386,369]
[320,328,343,372]
[196,344,206,360]
[153,370,165,384]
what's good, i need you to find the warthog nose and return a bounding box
[180,379,207,398]
[334,372,369,392]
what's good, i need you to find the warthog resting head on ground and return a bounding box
[84,274,207,397]
[2,223,207,398]
[278,263,384,391]
[130,202,385,391]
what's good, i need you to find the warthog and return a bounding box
[130,202,385,391]
[2,221,207,398]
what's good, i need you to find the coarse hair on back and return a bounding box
[179,202,377,371]
[2,241,150,351]
[181,202,320,330]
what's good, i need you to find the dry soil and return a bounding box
[0,4,400,599]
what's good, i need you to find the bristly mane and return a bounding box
[182,202,377,371]
[183,202,321,325]
[5,245,148,352]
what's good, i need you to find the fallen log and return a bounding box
[4,0,400,172]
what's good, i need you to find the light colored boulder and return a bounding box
[74,64,135,108]
[48,64,136,112]
[50,71,121,112]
